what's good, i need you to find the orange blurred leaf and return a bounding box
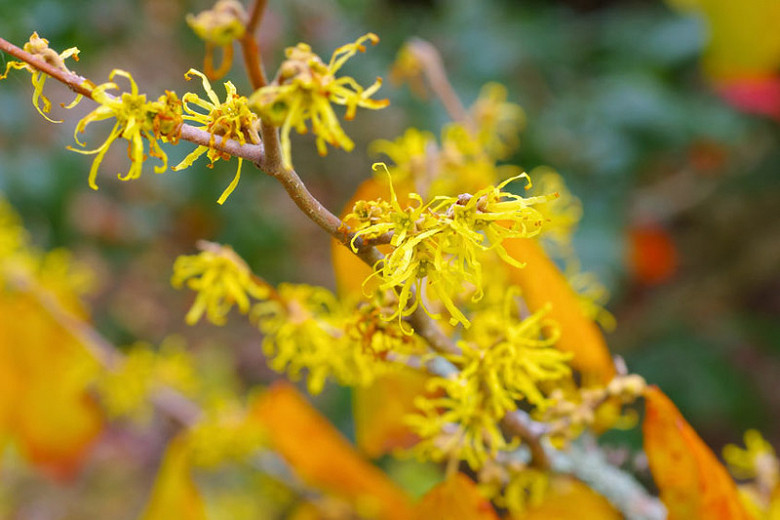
[627,225,678,286]
[354,371,427,458]
[0,292,103,479]
[517,476,621,520]
[252,382,414,520]
[412,473,499,520]
[503,237,615,384]
[140,435,207,520]
[643,386,754,520]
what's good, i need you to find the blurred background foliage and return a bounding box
[1,0,779,515]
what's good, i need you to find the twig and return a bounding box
[0,36,266,167]
[0,34,461,357]
[239,0,269,90]
[406,38,473,129]
[550,437,667,520]
[501,410,551,470]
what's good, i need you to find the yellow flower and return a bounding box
[0,32,82,123]
[171,241,270,326]
[173,68,259,204]
[407,298,571,470]
[249,33,389,169]
[184,398,266,468]
[96,338,198,420]
[68,69,182,190]
[470,82,526,160]
[369,127,436,185]
[528,167,582,257]
[252,284,384,395]
[348,165,554,328]
[186,0,247,80]
[724,430,779,482]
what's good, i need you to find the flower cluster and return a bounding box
[173,242,421,394]
[171,241,270,326]
[540,374,646,445]
[0,32,82,122]
[186,0,247,80]
[173,69,259,204]
[68,69,183,190]
[407,298,571,470]
[347,165,555,328]
[184,398,267,468]
[253,284,396,395]
[249,33,389,169]
[96,338,199,420]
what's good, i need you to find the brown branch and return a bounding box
[239,0,269,90]
[1,33,460,357]
[406,38,473,129]
[0,35,94,97]
[501,410,551,470]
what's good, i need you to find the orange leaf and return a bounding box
[643,386,754,520]
[353,371,427,458]
[252,382,414,520]
[503,237,615,385]
[627,225,678,286]
[140,435,207,520]
[0,292,103,479]
[412,473,499,520]
[518,476,621,520]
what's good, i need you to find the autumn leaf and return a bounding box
[412,473,499,520]
[643,386,754,520]
[139,435,207,520]
[517,476,621,520]
[627,224,678,286]
[665,0,780,119]
[0,291,103,479]
[353,370,427,458]
[503,237,615,385]
[252,382,415,520]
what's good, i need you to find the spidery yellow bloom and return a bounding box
[369,128,436,186]
[479,465,549,516]
[68,69,182,190]
[724,430,779,483]
[0,32,82,123]
[470,82,526,160]
[249,33,389,169]
[348,164,554,328]
[407,296,571,470]
[185,398,266,468]
[252,284,385,395]
[96,338,198,420]
[173,68,259,204]
[186,0,247,80]
[171,240,270,326]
